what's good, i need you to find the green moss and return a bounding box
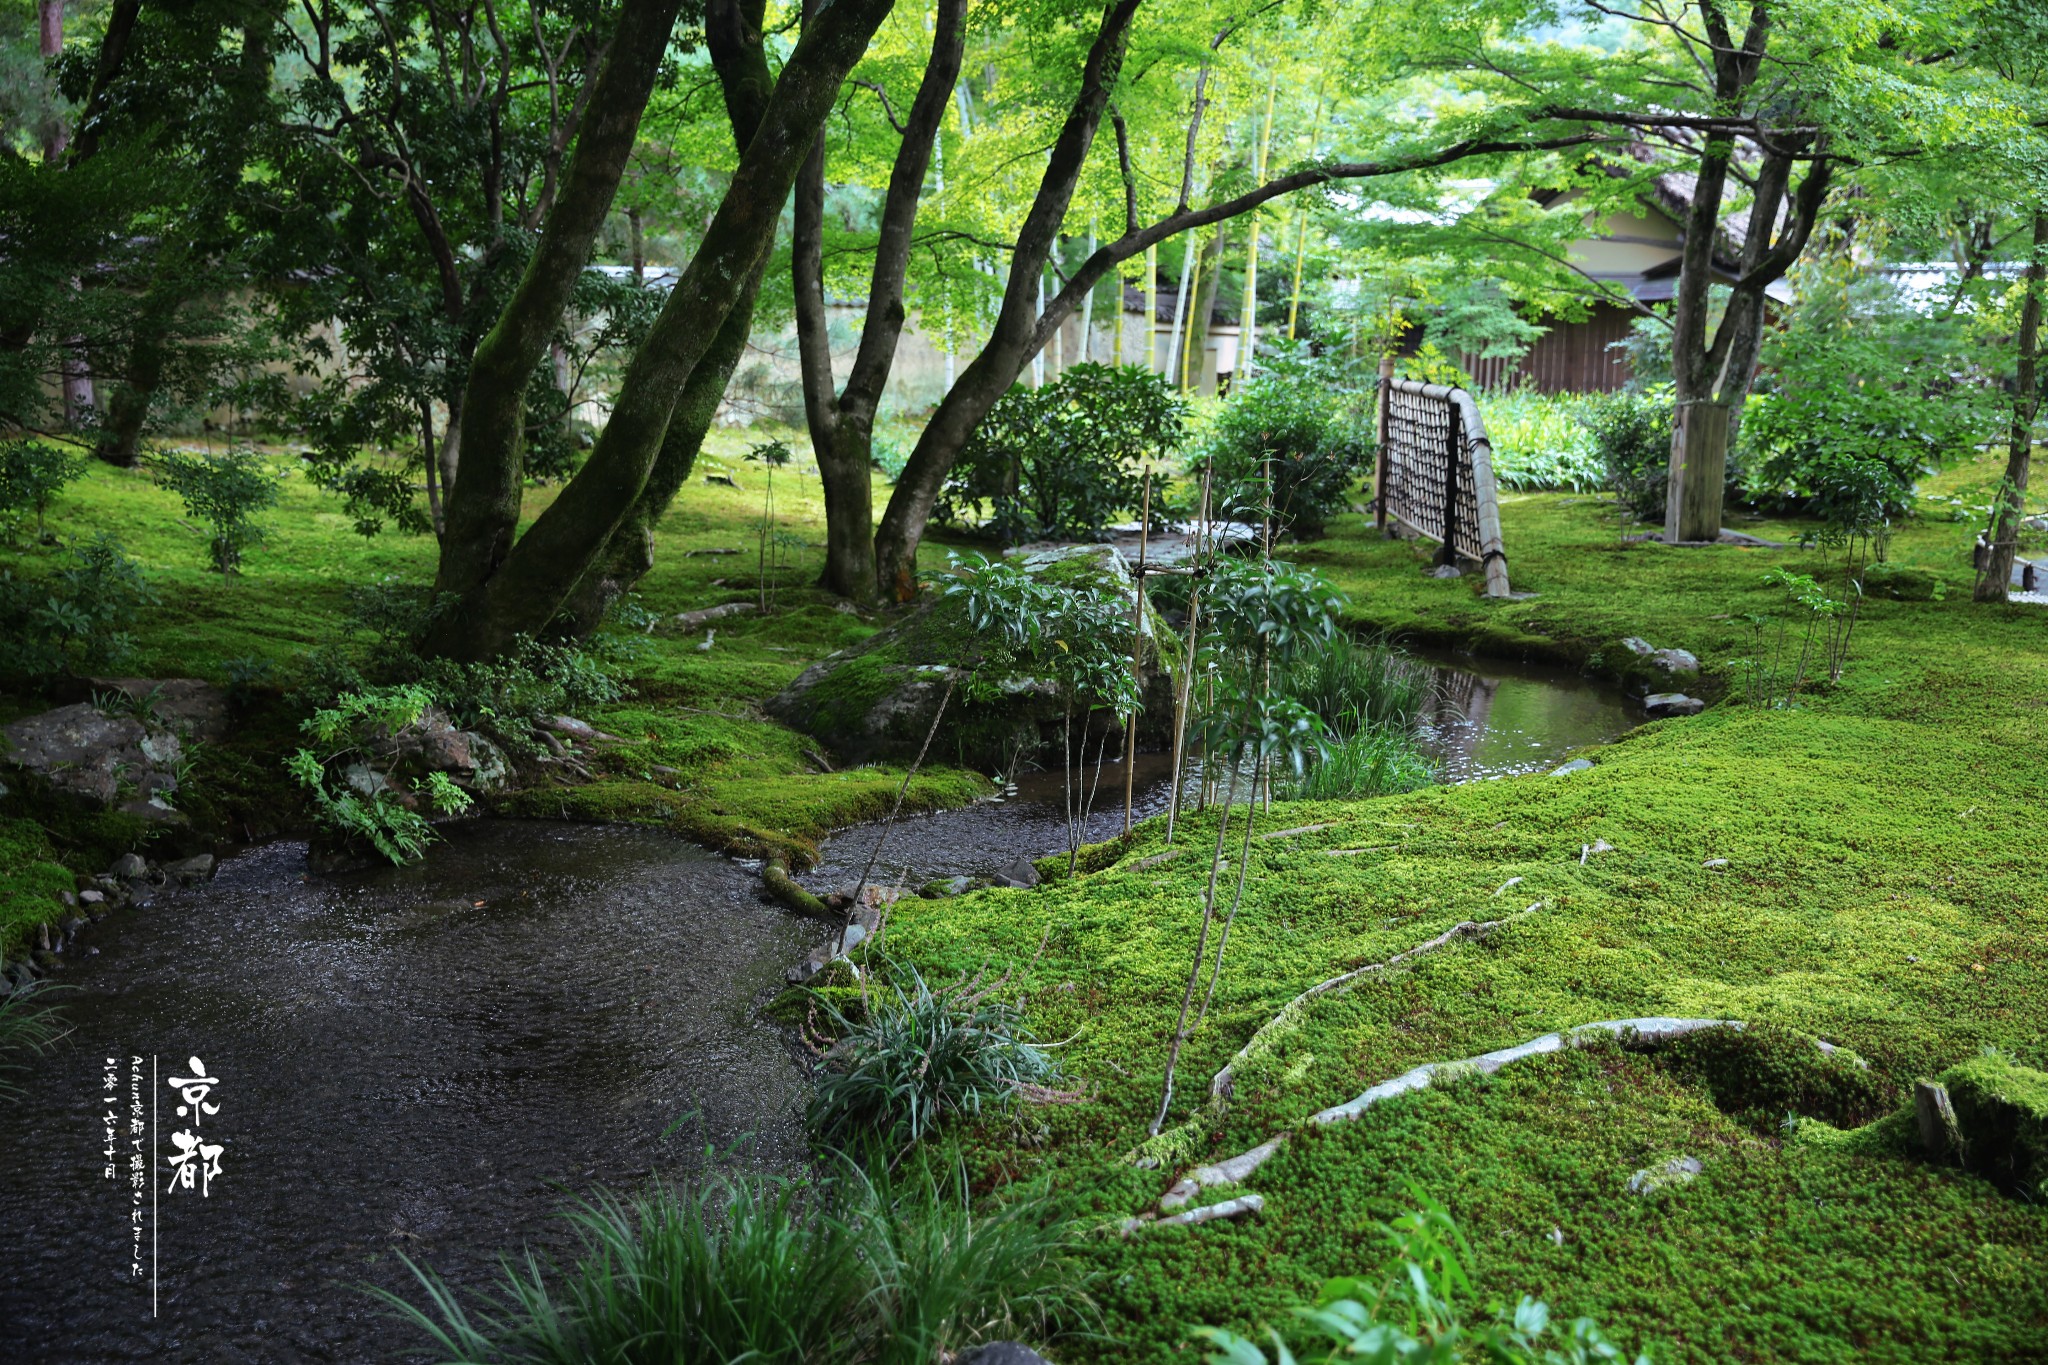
[1940,1052,2048,1192]
[0,815,72,957]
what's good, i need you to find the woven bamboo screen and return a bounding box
[1374,375,1511,598]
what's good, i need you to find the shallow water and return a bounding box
[0,654,1634,1363]
[0,823,814,1364]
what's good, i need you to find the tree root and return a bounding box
[761,859,831,920]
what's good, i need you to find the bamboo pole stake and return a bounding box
[1164,464,1212,845]
[1122,470,1153,836]
[1168,238,1195,390]
[1079,220,1097,363]
[1180,232,1207,394]
[1114,269,1127,364]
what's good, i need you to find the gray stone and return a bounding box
[162,854,216,884]
[86,678,232,741]
[1627,1156,1703,1195]
[1643,693,1706,717]
[1427,564,1463,579]
[1620,636,1655,656]
[921,875,973,898]
[1702,858,1729,869]
[1648,647,1700,676]
[361,706,512,796]
[109,853,148,880]
[78,889,105,905]
[1,703,181,806]
[991,858,1041,889]
[1548,758,1594,777]
[955,1345,1056,1365]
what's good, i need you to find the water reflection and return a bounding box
[1411,654,1640,782]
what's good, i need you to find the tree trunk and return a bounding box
[38,2,67,160]
[422,0,896,661]
[794,0,966,603]
[433,0,689,603]
[1978,208,2048,603]
[872,0,1142,599]
[1664,399,1729,542]
[548,0,780,637]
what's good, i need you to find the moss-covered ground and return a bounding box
[871,452,2048,1362]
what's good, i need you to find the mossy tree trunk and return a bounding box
[1976,208,2047,603]
[420,0,896,660]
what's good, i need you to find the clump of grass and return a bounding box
[807,962,1057,1147]
[381,1161,1085,1365]
[1277,633,1429,734]
[1287,718,1437,800]
[0,982,69,1099]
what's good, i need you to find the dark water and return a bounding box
[0,824,814,1364]
[803,653,1640,889]
[0,654,1633,1363]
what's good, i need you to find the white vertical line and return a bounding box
[152,1054,157,1317]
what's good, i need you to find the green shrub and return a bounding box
[1287,722,1438,801]
[1196,1193,1647,1365]
[1277,633,1429,734]
[1583,388,1677,523]
[1201,343,1372,539]
[807,962,1058,1146]
[284,684,474,864]
[939,362,1185,543]
[383,1163,1084,1365]
[0,532,155,678]
[150,444,283,572]
[1480,391,1604,492]
[0,440,84,541]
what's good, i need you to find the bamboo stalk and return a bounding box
[1164,465,1212,845]
[1238,75,1278,380]
[1179,233,1206,394]
[1145,245,1158,373]
[1122,470,1153,836]
[1286,92,1326,341]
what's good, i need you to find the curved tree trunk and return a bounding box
[422,0,898,661]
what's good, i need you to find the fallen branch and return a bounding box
[762,859,831,920]
[671,601,758,632]
[1208,914,1519,1104]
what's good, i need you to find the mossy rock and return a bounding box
[765,544,1179,769]
[1940,1053,2048,1192]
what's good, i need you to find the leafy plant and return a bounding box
[1582,388,1677,523]
[1481,391,1604,493]
[1285,719,1437,801]
[1201,342,1373,539]
[0,440,85,541]
[1735,568,1858,708]
[806,961,1057,1147]
[938,362,1185,543]
[0,533,156,678]
[1196,1193,1648,1365]
[150,444,283,573]
[382,1161,1085,1365]
[285,684,475,864]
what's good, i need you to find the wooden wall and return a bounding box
[1461,302,1637,394]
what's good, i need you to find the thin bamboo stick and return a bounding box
[1122,471,1152,836]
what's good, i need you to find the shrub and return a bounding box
[383,1163,1084,1365]
[1287,722,1438,801]
[0,532,155,678]
[0,440,84,541]
[151,444,283,573]
[939,362,1185,543]
[1196,1193,1647,1365]
[0,981,66,1100]
[1480,390,1604,492]
[1201,342,1372,539]
[1277,633,1428,734]
[1583,388,1677,523]
[806,962,1057,1146]
[285,684,474,864]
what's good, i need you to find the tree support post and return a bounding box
[1665,399,1731,543]
[1374,353,1394,535]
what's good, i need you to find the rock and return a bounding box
[1649,647,1700,675]
[162,854,216,884]
[1548,758,1594,777]
[78,889,105,905]
[1702,858,1729,869]
[1627,1155,1703,1195]
[990,858,1041,890]
[1643,693,1705,717]
[1427,564,1463,579]
[85,678,232,741]
[955,1345,1057,1365]
[1914,1079,1961,1155]
[2,703,184,807]
[361,706,511,796]
[1620,636,1655,656]
[921,875,973,898]
[765,543,1176,768]
[110,853,149,880]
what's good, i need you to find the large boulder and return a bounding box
[766,544,1179,769]
[2,701,188,823]
[349,705,511,801]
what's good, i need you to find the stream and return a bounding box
[0,654,1636,1363]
